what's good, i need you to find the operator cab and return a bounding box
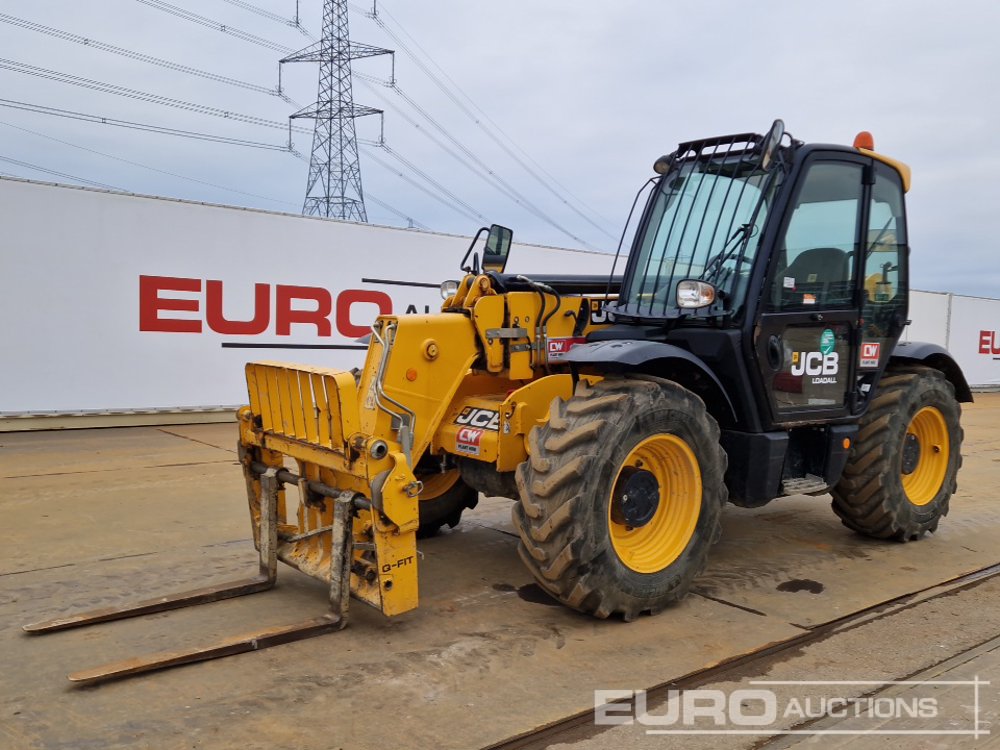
[596,120,913,433]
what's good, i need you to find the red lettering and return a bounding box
[980,330,991,355]
[205,280,270,335]
[275,285,333,336]
[336,289,393,338]
[139,275,201,333]
[994,332,1000,356]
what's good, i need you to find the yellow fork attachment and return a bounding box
[23,356,424,685]
[24,463,355,685]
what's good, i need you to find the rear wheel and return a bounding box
[832,365,962,540]
[416,467,479,538]
[512,377,727,620]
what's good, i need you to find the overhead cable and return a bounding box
[128,1,588,244]
[219,0,310,35]
[0,12,280,97]
[365,192,428,229]
[376,144,488,223]
[383,78,599,250]
[134,0,290,52]
[1,61,465,220]
[0,119,301,206]
[360,1,618,240]
[0,153,124,191]
[294,147,484,224]
[0,58,312,134]
[0,99,294,151]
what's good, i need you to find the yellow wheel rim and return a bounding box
[901,406,950,506]
[608,434,702,574]
[418,469,461,502]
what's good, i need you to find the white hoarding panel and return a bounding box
[904,291,951,348]
[4,178,996,418]
[0,179,612,414]
[946,295,1000,388]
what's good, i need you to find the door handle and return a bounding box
[767,335,783,370]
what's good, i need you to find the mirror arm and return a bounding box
[461,227,489,273]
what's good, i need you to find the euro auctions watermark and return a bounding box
[595,678,991,738]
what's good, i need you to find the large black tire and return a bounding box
[416,469,479,538]
[511,377,727,620]
[832,365,963,541]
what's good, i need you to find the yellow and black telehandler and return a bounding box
[26,120,971,684]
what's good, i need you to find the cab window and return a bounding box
[862,164,908,344]
[769,161,863,310]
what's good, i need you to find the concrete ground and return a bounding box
[0,394,998,750]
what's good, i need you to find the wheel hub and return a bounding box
[610,467,660,528]
[901,432,921,475]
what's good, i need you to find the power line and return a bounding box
[201,0,530,223]
[0,16,431,227]
[0,59,473,222]
[291,147,461,224]
[377,143,487,222]
[0,99,294,151]
[1,5,540,235]
[360,1,618,240]
[365,192,428,229]
[126,0,593,245]
[0,153,124,191]
[0,119,301,206]
[3,115,425,223]
[309,9,601,247]
[0,12,280,98]
[383,78,599,250]
[219,0,309,34]
[134,0,290,53]
[0,58,312,134]
[355,76,528,206]
[357,150,481,224]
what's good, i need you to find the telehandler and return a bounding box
[26,120,969,684]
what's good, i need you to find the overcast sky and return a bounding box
[1,0,997,297]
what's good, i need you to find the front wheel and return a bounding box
[832,365,963,540]
[512,377,727,620]
[416,468,479,538]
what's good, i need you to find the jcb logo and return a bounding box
[454,407,500,431]
[790,351,839,377]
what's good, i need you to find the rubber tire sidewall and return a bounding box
[416,471,479,538]
[578,385,724,608]
[833,367,962,539]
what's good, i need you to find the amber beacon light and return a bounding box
[853,131,875,150]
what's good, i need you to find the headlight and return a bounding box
[676,280,716,309]
[440,279,459,300]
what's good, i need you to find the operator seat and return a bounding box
[780,246,851,305]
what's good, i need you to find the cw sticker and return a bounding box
[859,341,881,369]
[548,337,587,361]
[455,427,483,456]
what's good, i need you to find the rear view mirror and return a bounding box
[482,224,512,273]
[759,119,785,172]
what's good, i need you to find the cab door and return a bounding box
[753,155,866,425]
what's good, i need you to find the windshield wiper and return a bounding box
[702,223,755,282]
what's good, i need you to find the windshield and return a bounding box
[615,154,782,319]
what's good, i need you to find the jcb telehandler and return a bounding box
[27,120,970,684]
